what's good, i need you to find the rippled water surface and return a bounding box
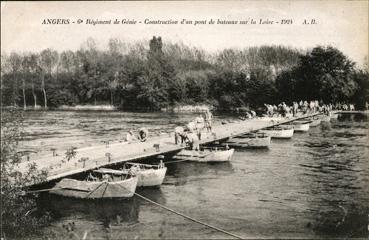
[22,111,368,239]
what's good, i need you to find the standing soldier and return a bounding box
[293,102,298,117]
[204,110,213,132]
[315,100,319,112]
[303,101,309,114]
[309,100,314,113]
[174,126,184,145]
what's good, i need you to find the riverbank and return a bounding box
[3,104,211,112]
[161,104,213,112]
[58,105,117,111]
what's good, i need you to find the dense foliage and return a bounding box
[1,108,50,238]
[276,46,367,106]
[1,37,368,110]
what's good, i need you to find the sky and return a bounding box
[1,1,368,66]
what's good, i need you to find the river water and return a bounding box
[20,111,368,239]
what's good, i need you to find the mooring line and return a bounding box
[84,181,106,199]
[163,159,188,164]
[116,184,244,239]
[26,187,65,194]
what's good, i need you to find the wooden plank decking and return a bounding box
[18,113,320,186]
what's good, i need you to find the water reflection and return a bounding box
[164,161,234,186]
[136,188,167,205]
[38,193,140,227]
[295,115,369,238]
[338,113,368,122]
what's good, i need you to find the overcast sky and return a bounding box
[1,1,368,66]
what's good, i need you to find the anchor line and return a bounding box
[116,184,244,239]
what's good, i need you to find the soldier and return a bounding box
[174,126,184,145]
[204,110,213,132]
[126,130,137,143]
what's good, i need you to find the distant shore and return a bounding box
[2,105,368,114]
[161,104,213,112]
[57,105,117,111]
[1,104,213,112]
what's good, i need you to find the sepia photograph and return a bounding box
[1,1,368,239]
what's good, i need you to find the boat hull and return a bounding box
[321,115,331,122]
[173,149,234,162]
[292,122,310,132]
[51,177,138,199]
[283,120,311,132]
[225,135,271,148]
[308,118,321,127]
[259,128,294,139]
[136,167,167,187]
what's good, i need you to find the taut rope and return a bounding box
[116,184,244,239]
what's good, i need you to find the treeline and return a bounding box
[1,37,368,110]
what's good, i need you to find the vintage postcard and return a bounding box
[1,1,368,239]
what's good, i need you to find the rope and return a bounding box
[84,181,106,199]
[163,159,189,164]
[26,187,65,193]
[116,184,244,239]
[100,181,109,198]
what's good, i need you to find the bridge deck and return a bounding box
[18,113,320,186]
[338,110,368,114]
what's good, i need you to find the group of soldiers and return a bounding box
[123,100,358,147]
[124,109,214,151]
[265,100,356,117]
[125,128,149,143]
[336,103,355,111]
[174,110,213,150]
[123,110,213,150]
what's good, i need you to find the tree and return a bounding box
[1,40,362,110]
[134,36,177,109]
[7,53,22,107]
[106,38,126,105]
[276,46,357,103]
[28,54,40,109]
[115,49,146,108]
[1,53,12,106]
[216,49,244,72]
[1,109,50,238]
[20,54,33,110]
[1,53,10,77]
[40,49,59,109]
[247,67,278,106]
[351,69,369,109]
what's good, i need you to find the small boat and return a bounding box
[225,132,271,148]
[285,120,311,132]
[330,112,339,119]
[307,116,321,127]
[320,115,331,122]
[121,162,167,187]
[259,116,285,123]
[259,126,294,139]
[50,168,138,199]
[173,148,234,162]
